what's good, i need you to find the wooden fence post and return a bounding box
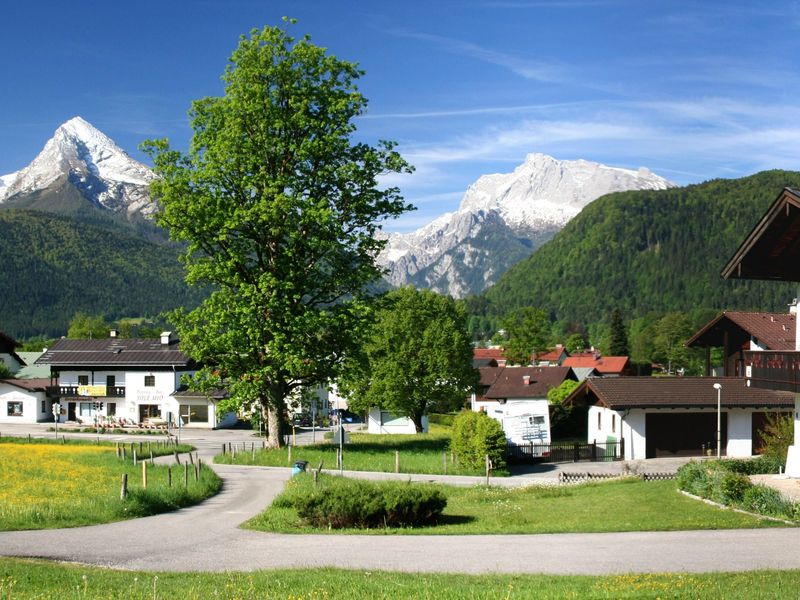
[288,445,292,465]
[142,462,148,489]
[120,473,128,499]
[133,450,138,466]
[485,454,491,485]
[168,466,172,487]
[174,450,180,465]
[395,450,400,474]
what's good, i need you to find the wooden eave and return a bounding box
[722,187,800,282]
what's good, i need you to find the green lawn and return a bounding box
[0,438,220,530]
[1,558,799,599]
[246,474,790,534]
[215,432,503,476]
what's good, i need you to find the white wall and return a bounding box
[622,409,646,460]
[727,409,753,457]
[0,384,48,423]
[368,408,428,434]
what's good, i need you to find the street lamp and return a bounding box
[712,383,722,459]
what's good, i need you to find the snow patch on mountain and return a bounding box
[0,116,156,217]
[379,153,674,297]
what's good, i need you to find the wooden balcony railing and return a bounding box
[744,351,800,393]
[45,385,126,398]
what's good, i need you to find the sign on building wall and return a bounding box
[77,385,107,397]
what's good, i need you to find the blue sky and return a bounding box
[2,1,800,232]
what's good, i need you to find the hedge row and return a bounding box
[676,459,796,520]
[276,474,447,529]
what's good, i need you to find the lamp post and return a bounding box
[713,383,722,458]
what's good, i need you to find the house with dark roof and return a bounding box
[471,366,576,446]
[566,376,793,460]
[718,186,800,475]
[36,331,234,429]
[686,311,796,376]
[0,331,25,375]
[0,378,51,424]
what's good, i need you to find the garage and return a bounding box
[645,412,728,458]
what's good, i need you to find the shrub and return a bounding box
[717,456,782,475]
[712,471,752,505]
[676,461,713,497]
[757,413,794,465]
[741,485,795,519]
[451,410,507,471]
[292,476,447,529]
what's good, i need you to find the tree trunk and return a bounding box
[266,404,282,448]
[412,413,425,434]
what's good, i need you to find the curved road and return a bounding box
[1,456,800,574]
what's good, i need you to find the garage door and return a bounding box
[645,413,727,458]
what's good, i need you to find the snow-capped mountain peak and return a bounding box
[0,116,155,216]
[379,153,674,298]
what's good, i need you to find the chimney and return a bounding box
[109,329,118,338]
[160,331,172,345]
[790,298,798,315]
[522,375,531,386]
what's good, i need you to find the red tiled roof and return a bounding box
[485,366,574,400]
[566,376,794,409]
[534,347,567,362]
[563,355,629,374]
[686,311,795,351]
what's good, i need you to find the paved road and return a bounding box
[1,425,799,574]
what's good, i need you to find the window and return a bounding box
[612,414,616,433]
[179,404,208,424]
[597,411,602,431]
[78,375,89,386]
[7,402,22,417]
[107,402,116,416]
[80,402,92,417]
[144,375,155,387]
[106,375,115,388]
[41,400,46,413]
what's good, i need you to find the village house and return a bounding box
[36,331,234,429]
[562,351,631,377]
[566,376,793,460]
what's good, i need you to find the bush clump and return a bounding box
[451,410,507,472]
[290,475,447,529]
[741,485,795,519]
[677,459,798,522]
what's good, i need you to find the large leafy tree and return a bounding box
[501,307,550,365]
[341,287,478,433]
[142,22,412,447]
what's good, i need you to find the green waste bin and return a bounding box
[292,460,309,476]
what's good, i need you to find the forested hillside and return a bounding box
[0,209,205,338]
[470,171,800,327]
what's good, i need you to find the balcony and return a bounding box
[744,351,800,393]
[46,385,126,398]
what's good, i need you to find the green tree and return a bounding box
[653,312,693,374]
[142,22,412,447]
[547,378,579,432]
[565,332,587,354]
[0,362,13,379]
[67,313,111,339]
[341,287,478,432]
[501,307,549,365]
[608,308,629,356]
[451,410,507,471]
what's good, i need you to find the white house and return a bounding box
[566,376,794,460]
[36,332,231,429]
[0,379,51,424]
[367,408,428,434]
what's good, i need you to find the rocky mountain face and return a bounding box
[379,153,675,298]
[0,116,156,220]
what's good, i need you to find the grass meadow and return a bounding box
[246,474,789,535]
[0,558,799,599]
[215,431,503,476]
[0,438,220,530]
